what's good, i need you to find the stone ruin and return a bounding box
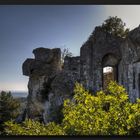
[22,25,140,123]
[22,48,80,123]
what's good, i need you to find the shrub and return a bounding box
[62,81,140,135]
[4,82,140,135]
[4,119,65,135]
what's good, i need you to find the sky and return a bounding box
[0,5,140,92]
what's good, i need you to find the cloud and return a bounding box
[103,5,140,30]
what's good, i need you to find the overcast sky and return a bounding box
[0,5,140,92]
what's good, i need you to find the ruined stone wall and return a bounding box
[80,41,94,91]
[63,56,80,81]
[119,25,140,102]
[22,25,140,123]
[22,47,80,123]
[80,26,122,93]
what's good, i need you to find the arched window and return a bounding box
[103,66,115,89]
[102,53,119,89]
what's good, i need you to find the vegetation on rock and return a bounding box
[4,81,140,135]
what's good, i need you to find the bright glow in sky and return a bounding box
[104,5,140,30]
[0,5,140,92]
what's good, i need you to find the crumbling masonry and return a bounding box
[22,25,140,123]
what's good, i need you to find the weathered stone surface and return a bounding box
[80,26,122,92]
[43,71,78,123]
[22,47,80,122]
[33,47,61,63]
[22,48,62,121]
[64,56,80,80]
[25,70,78,123]
[22,25,140,123]
[119,25,140,102]
[22,58,34,76]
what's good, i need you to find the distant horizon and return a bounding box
[0,90,28,93]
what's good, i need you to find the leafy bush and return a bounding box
[4,82,140,135]
[4,119,65,135]
[62,81,140,135]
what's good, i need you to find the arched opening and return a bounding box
[102,53,119,89]
[103,66,116,89]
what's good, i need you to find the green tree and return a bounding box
[0,91,20,134]
[101,16,129,38]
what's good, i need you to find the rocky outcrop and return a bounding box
[22,47,79,123]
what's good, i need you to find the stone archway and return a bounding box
[102,53,119,89]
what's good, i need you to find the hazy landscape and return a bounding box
[11,92,28,98]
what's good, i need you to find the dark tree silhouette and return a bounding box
[0,91,20,134]
[101,16,129,38]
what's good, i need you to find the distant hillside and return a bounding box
[11,92,28,98]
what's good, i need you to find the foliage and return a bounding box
[4,81,140,135]
[101,16,129,38]
[0,91,20,134]
[62,81,140,135]
[4,119,65,135]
